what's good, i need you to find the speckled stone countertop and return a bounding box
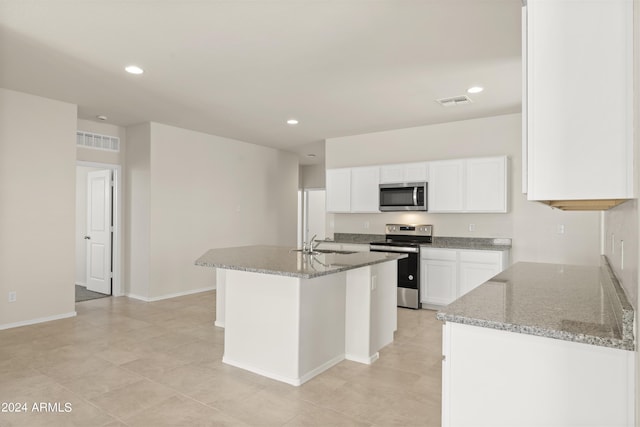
[325,233,511,251]
[195,245,406,279]
[436,257,635,351]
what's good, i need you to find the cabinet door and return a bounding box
[466,156,507,212]
[326,169,351,213]
[458,252,502,298]
[404,162,429,183]
[458,262,500,297]
[526,0,633,200]
[428,160,464,212]
[421,259,457,306]
[350,166,380,213]
[380,164,405,184]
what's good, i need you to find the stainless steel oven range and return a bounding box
[370,224,433,309]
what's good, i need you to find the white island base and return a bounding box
[215,261,397,386]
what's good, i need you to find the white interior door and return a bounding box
[86,170,112,294]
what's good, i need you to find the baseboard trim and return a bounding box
[0,311,77,331]
[345,351,379,365]
[222,353,344,387]
[126,286,215,302]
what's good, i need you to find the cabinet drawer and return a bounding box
[459,250,502,264]
[421,248,457,261]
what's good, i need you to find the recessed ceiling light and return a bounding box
[96,115,108,121]
[306,153,316,158]
[287,119,299,125]
[467,86,484,94]
[125,65,144,75]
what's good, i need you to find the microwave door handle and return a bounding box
[413,187,418,206]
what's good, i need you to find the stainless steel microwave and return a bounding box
[379,182,428,211]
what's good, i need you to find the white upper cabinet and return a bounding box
[325,168,351,213]
[525,0,634,202]
[380,162,429,184]
[350,166,380,213]
[428,160,465,212]
[466,157,507,212]
[326,167,380,213]
[327,156,507,214]
[430,156,507,213]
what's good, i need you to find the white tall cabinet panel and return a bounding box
[326,168,351,213]
[350,166,380,213]
[442,322,635,426]
[428,160,464,212]
[465,157,507,212]
[525,0,633,201]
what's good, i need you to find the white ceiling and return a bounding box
[0,0,522,165]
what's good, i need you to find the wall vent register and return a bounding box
[76,131,120,152]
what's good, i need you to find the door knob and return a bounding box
[84,236,91,240]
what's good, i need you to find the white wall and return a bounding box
[125,123,151,299]
[126,122,299,300]
[300,164,326,189]
[326,113,601,266]
[0,88,77,327]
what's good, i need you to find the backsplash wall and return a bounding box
[603,200,639,309]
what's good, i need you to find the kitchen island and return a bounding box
[195,245,406,386]
[437,258,635,427]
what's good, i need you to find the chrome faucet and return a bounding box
[302,234,319,254]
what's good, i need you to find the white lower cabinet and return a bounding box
[421,248,509,308]
[420,249,457,306]
[442,322,635,426]
[458,251,504,297]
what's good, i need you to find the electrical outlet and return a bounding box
[468,224,476,232]
[8,291,16,303]
[364,221,370,229]
[557,224,565,234]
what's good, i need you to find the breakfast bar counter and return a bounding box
[436,257,635,427]
[195,245,405,386]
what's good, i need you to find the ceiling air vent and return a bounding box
[76,131,120,152]
[436,95,473,107]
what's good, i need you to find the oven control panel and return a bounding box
[385,224,432,236]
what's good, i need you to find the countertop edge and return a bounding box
[435,312,635,351]
[436,259,635,352]
[195,253,406,279]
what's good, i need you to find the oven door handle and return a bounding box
[370,245,419,253]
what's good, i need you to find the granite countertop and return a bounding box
[195,245,406,279]
[325,233,512,251]
[436,258,635,351]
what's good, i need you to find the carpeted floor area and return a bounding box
[75,284,110,302]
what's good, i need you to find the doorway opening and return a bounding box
[299,188,326,247]
[75,162,123,302]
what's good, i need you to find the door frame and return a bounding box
[301,187,326,245]
[76,161,123,297]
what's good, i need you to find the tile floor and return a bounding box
[0,291,442,426]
